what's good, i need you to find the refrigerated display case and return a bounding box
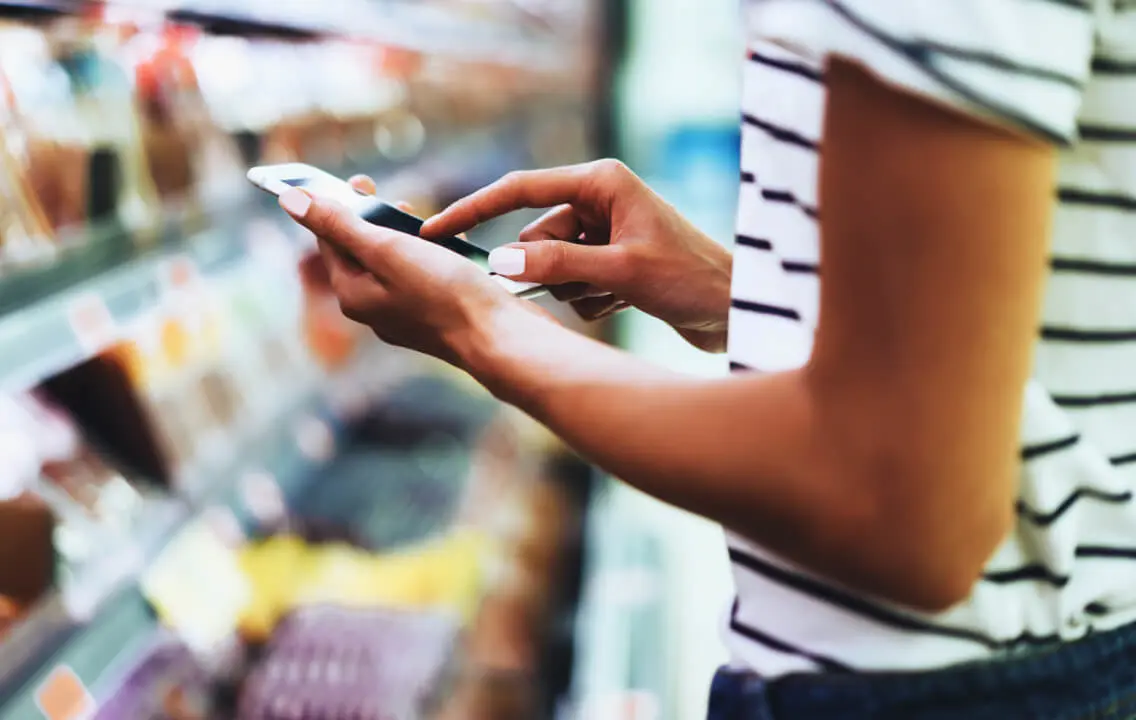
[0,2,608,717]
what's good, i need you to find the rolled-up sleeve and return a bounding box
[746,0,1099,144]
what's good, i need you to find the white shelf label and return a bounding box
[67,294,118,355]
[239,470,286,527]
[294,415,334,462]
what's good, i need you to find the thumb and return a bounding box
[488,240,616,287]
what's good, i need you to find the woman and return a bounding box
[279,1,1136,716]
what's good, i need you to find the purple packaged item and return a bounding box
[95,637,213,719]
[237,605,460,720]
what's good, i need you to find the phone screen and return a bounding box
[251,164,542,298]
[280,175,362,207]
[359,201,495,274]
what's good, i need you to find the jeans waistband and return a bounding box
[708,620,1136,720]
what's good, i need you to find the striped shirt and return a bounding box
[725,0,1136,675]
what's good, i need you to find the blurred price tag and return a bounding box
[161,255,199,293]
[577,692,659,720]
[141,514,251,654]
[35,665,95,720]
[239,470,286,527]
[67,293,118,355]
[159,256,206,321]
[294,414,335,462]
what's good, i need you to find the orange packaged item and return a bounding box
[0,594,21,641]
[159,317,192,369]
[299,252,358,368]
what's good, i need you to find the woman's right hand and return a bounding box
[421,159,733,352]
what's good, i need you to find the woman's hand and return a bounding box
[421,160,733,352]
[276,178,548,366]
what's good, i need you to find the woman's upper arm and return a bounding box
[806,57,1058,589]
[744,0,1100,597]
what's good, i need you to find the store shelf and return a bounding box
[0,382,347,714]
[0,590,160,720]
[1,0,567,68]
[165,4,322,41]
[0,0,601,713]
[0,0,77,19]
[0,127,521,396]
[171,0,566,67]
[0,216,246,395]
[0,127,522,710]
[0,351,468,719]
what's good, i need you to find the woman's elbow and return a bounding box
[896,545,1003,613]
[852,457,1016,614]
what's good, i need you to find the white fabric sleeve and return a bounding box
[745,0,1099,144]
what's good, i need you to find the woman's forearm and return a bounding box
[461,306,815,522]
[452,304,992,611]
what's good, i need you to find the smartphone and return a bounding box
[246,163,545,299]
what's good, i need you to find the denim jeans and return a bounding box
[707,621,1136,719]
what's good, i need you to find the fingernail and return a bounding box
[488,247,525,276]
[279,188,311,219]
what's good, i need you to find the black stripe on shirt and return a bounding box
[827,0,1089,85]
[782,260,820,275]
[728,548,1059,650]
[740,172,821,220]
[983,564,1069,588]
[1017,488,1134,527]
[1037,0,1090,8]
[1042,326,1136,342]
[1053,390,1136,408]
[761,188,820,219]
[917,38,1083,89]
[741,112,819,151]
[748,50,824,83]
[730,361,755,372]
[735,233,819,274]
[1051,257,1136,277]
[728,598,853,672]
[1112,451,1136,467]
[731,299,802,321]
[824,1,1075,144]
[1057,188,1136,211]
[1080,124,1136,142]
[1020,434,1079,460]
[1086,602,1110,616]
[1092,56,1136,74]
[736,234,773,251]
[1076,546,1136,560]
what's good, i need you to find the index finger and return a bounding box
[421,163,601,238]
[280,188,397,269]
[348,174,377,195]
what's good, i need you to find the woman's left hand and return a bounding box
[278,178,528,365]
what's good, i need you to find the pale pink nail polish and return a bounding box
[279,188,312,218]
[489,247,526,276]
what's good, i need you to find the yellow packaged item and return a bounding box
[237,528,494,638]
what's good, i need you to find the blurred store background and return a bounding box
[0,1,743,718]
